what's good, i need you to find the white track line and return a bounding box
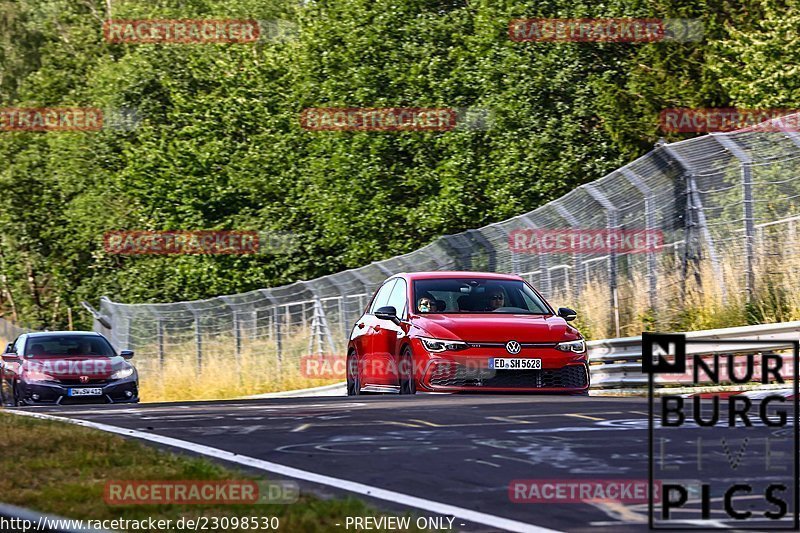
[8,409,559,533]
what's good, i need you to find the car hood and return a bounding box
[411,313,581,343]
[21,355,128,379]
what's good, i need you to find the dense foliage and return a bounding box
[0,0,795,328]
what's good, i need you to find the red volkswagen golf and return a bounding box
[346,272,589,395]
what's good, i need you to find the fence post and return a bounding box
[517,216,551,298]
[232,311,241,359]
[506,216,529,278]
[621,168,658,313]
[466,229,497,271]
[374,262,394,278]
[156,317,164,369]
[193,311,202,373]
[220,296,242,365]
[538,244,551,298]
[273,306,282,369]
[348,270,374,337]
[661,144,726,303]
[338,296,346,341]
[554,203,584,298]
[258,290,282,372]
[743,165,756,301]
[126,314,134,353]
[419,245,450,270]
[118,310,133,355]
[585,184,620,338]
[506,225,521,274]
[713,134,755,303]
[438,234,474,270]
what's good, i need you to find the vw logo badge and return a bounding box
[505,340,521,354]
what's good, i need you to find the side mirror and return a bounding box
[4,343,12,353]
[2,353,20,363]
[120,350,135,359]
[557,307,577,322]
[374,306,401,325]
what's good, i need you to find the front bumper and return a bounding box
[420,362,589,392]
[413,340,590,392]
[18,377,139,405]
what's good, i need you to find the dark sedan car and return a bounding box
[0,331,139,406]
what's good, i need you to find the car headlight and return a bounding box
[111,367,134,380]
[556,339,586,353]
[25,371,56,382]
[420,337,468,353]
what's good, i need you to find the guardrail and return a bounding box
[587,321,800,388]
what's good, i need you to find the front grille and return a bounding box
[467,342,557,349]
[57,378,109,385]
[429,363,587,389]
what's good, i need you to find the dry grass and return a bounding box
[137,327,344,403]
[552,245,800,341]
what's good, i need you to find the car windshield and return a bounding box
[412,278,552,315]
[24,335,116,358]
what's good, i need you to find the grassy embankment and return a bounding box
[0,412,426,532]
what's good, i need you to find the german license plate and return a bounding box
[489,358,542,370]
[68,387,103,396]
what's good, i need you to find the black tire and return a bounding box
[346,351,361,396]
[399,347,416,395]
[13,382,22,406]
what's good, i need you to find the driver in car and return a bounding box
[484,287,505,311]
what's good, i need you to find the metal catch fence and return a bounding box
[0,317,29,347]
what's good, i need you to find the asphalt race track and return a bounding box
[19,395,798,532]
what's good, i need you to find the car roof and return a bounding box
[25,331,102,337]
[398,271,524,281]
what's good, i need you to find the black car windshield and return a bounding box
[412,278,552,314]
[24,335,116,358]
